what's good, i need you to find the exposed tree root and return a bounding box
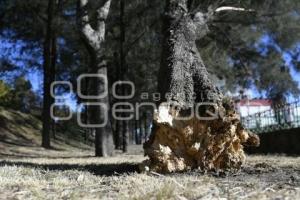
[142,100,260,173]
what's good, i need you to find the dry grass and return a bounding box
[0,108,299,199]
[0,151,299,200]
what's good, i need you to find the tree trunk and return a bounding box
[119,0,129,153]
[142,0,259,173]
[129,120,135,145]
[94,66,114,157]
[42,0,55,149]
[115,118,122,149]
[77,0,114,157]
[134,120,139,144]
[139,118,145,144]
[87,57,114,157]
[113,52,121,149]
[50,32,57,140]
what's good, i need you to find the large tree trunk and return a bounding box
[42,0,56,149]
[86,56,114,157]
[78,0,114,157]
[142,0,259,173]
[92,63,114,157]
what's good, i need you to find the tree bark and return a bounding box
[78,0,114,157]
[42,0,56,149]
[50,31,57,140]
[115,118,122,149]
[139,118,145,144]
[143,113,149,142]
[112,52,121,150]
[119,0,129,153]
[134,119,139,144]
[142,0,259,173]
[93,64,114,157]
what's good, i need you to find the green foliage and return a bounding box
[10,77,38,112]
[196,0,300,101]
[0,80,9,97]
[0,77,39,113]
[0,80,12,106]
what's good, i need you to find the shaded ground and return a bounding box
[0,148,299,200]
[0,107,94,158]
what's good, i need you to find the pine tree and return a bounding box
[77,0,114,157]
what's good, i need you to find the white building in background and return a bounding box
[235,99,275,129]
[235,99,272,118]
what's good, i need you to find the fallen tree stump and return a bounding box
[142,101,260,173]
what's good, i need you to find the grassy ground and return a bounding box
[0,148,299,200]
[0,108,299,199]
[0,107,93,158]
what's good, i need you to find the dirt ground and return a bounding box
[0,145,299,200]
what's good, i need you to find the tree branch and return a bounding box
[215,6,255,13]
[96,0,111,32]
[197,5,257,26]
[77,0,111,50]
[78,0,97,47]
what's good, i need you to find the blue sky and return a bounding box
[260,34,300,84]
[0,39,78,110]
[26,69,43,92]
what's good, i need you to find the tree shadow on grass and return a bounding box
[0,160,140,176]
